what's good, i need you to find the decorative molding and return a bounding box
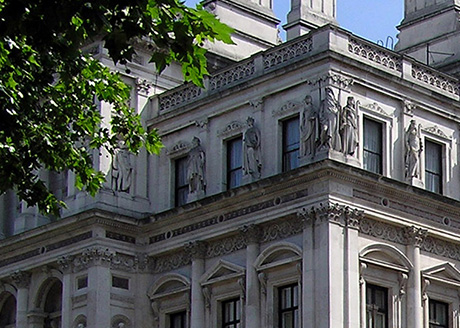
[149,188,308,244]
[10,270,31,289]
[249,98,263,111]
[398,272,408,298]
[360,102,390,117]
[404,226,428,247]
[359,217,406,244]
[258,272,267,295]
[166,140,191,157]
[272,100,302,118]
[423,125,451,140]
[206,234,246,258]
[411,64,459,95]
[150,251,191,273]
[217,120,246,137]
[105,231,136,244]
[403,100,417,116]
[260,217,303,243]
[309,73,354,89]
[136,78,152,96]
[202,286,211,308]
[209,60,255,91]
[263,37,313,70]
[348,37,402,72]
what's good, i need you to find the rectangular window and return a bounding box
[283,117,300,172]
[429,300,448,328]
[227,137,243,189]
[170,311,186,328]
[366,284,388,328]
[222,298,241,328]
[175,157,188,206]
[112,276,129,290]
[425,140,442,194]
[76,276,88,290]
[363,118,383,174]
[279,284,299,328]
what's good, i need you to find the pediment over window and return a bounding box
[201,260,245,286]
[254,242,302,271]
[422,262,460,287]
[147,273,190,300]
[360,243,412,273]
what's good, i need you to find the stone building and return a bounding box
[2,0,460,327]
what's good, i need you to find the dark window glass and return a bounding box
[112,276,129,290]
[429,300,448,328]
[279,284,299,328]
[175,157,188,206]
[227,137,243,189]
[425,140,442,194]
[366,284,388,328]
[363,118,383,174]
[222,298,241,328]
[170,311,186,328]
[77,276,88,290]
[283,117,300,172]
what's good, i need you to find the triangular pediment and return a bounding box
[422,263,460,286]
[201,260,245,286]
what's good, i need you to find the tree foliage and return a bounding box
[0,0,233,215]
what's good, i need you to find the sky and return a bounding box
[185,0,403,48]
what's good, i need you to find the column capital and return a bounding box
[184,241,207,260]
[11,270,31,288]
[298,202,363,228]
[57,255,74,274]
[239,224,262,244]
[404,225,428,247]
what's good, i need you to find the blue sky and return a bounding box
[185,0,403,48]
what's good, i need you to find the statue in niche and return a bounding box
[318,87,341,152]
[405,120,422,179]
[300,95,317,157]
[243,117,262,179]
[111,140,133,193]
[187,137,206,194]
[340,96,358,155]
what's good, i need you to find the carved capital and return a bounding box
[404,225,428,247]
[249,98,263,111]
[344,207,364,229]
[57,255,74,274]
[73,246,116,271]
[184,241,207,260]
[11,270,31,288]
[403,100,417,116]
[239,224,262,244]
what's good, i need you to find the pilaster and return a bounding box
[11,270,31,328]
[185,241,207,328]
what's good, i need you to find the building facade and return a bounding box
[2,0,460,328]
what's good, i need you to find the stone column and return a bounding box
[82,247,114,328]
[240,225,261,328]
[298,208,314,328]
[58,255,73,328]
[185,241,207,328]
[11,270,31,328]
[359,264,367,328]
[405,226,427,328]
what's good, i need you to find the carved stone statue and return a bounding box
[318,87,341,151]
[243,117,262,179]
[300,95,317,157]
[187,137,206,194]
[111,141,133,193]
[405,120,422,179]
[340,96,358,155]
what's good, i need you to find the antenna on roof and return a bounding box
[377,36,395,50]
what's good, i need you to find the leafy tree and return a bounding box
[0,0,233,215]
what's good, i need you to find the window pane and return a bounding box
[175,157,188,206]
[170,311,186,328]
[283,117,300,171]
[282,312,293,328]
[223,298,240,328]
[366,284,388,328]
[227,138,243,189]
[363,118,382,174]
[425,140,442,194]
[429,300,448,328]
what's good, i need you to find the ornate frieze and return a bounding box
[260,217,303,243]
[10,270,31,288]
[106,231,136,244]
[359,217,406,244]
[411,64,459,95]
[206,234,246,258]
[150,251,191,273]
[421,236,460,261]
[348,37,402,72]
[209,60,255,91]
[263,37,313,70]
